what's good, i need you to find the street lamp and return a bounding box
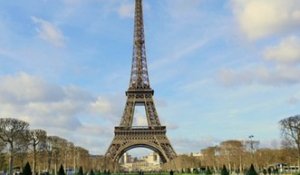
[248,135,254,164]
[248,135,254,153]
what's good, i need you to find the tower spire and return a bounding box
[129,0,150,89]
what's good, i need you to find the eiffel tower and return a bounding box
[105,0,176,164]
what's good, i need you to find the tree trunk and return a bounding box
[33,144,36,175]
[298,148,300,172]
[239,155,242,172]
[64,153,67,173]
[9,142,14,175]
[55,162,57,175]
[47,152,51,173]
[73,153,76,172]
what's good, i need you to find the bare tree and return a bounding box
[0,118,30,175]
[0,139,5,151]
[47,136,67,175]
[63,141,74,171]
[280,115,300,170]
[76,146,90,171]
[201,146,218,169]
[244,137,259,166]
[219,140,245,171]
[29,129,47,175]
[0,140,6,170]
[46,136,54,173]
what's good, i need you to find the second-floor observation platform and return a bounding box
[114,126,166,136]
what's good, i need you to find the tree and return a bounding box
[205,167,212,175]
[279,115,300,169]
[0,152,7,172]
[0,140,5,168]
[255,148,280,168]
[90,169,95,175]
[244,138,260,166]
[219,140,244,171]
[23,162,32,175]
[0,139,5,151]
[47,136,67,175]
[246,164,257,175]
[78,166,83,175]
[45,136,53,173]
[29,129,47,175]
[63,141,74,172]
[221,165,229,175]
[0,118,30,175]
[279,145,298,165]
[76,147,90,171]
[201,146,218,169]
[58,164,65,175]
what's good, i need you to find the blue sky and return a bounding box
[1,0,300,155]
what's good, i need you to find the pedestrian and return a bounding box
[267,167,272,175]
[263,168,267,175]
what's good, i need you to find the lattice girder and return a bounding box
[105,128,176,163]
[105,0,176,166]
[129,0,150,89]
[119,89,161,127]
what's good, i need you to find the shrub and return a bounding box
[205,167,212,175]
[246,164,258,175]
[90,169,95,175]
[78,167,83,175]
[58,165,65,175]
[221,165,229,175]
[23,162,32,175]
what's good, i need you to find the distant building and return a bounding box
[120,153,133,164]
[143,152,161,165]
[180,152,203,158]
[190,152,202,157]
[120,152,161,171]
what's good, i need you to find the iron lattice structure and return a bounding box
[105,0,177,164]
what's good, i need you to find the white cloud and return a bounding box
[264,36,300,64]
[166,123,179,130]
[0,73,121,154]
[0,73,94,128]
[287,96,299,105]
[118,3,135,19]
[89,97,113,114]
[0,73,64,104]
[135,115,148,126]
[231,0,300,39]
[31,16,66,47]
[218,66,300,87]
[78,123,112,137]
[88,95,124,123]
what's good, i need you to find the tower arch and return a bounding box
[115,143,168,163]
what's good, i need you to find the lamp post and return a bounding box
[248,135,254,164]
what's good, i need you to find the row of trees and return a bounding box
[2,115,300,174]
[199,115,300,171]
[200,140,297,171]
[0,118,93,175]
[162,115,300,172]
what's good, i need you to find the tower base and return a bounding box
[105,126,177,163]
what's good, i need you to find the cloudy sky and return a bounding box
[0,0,300,155]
